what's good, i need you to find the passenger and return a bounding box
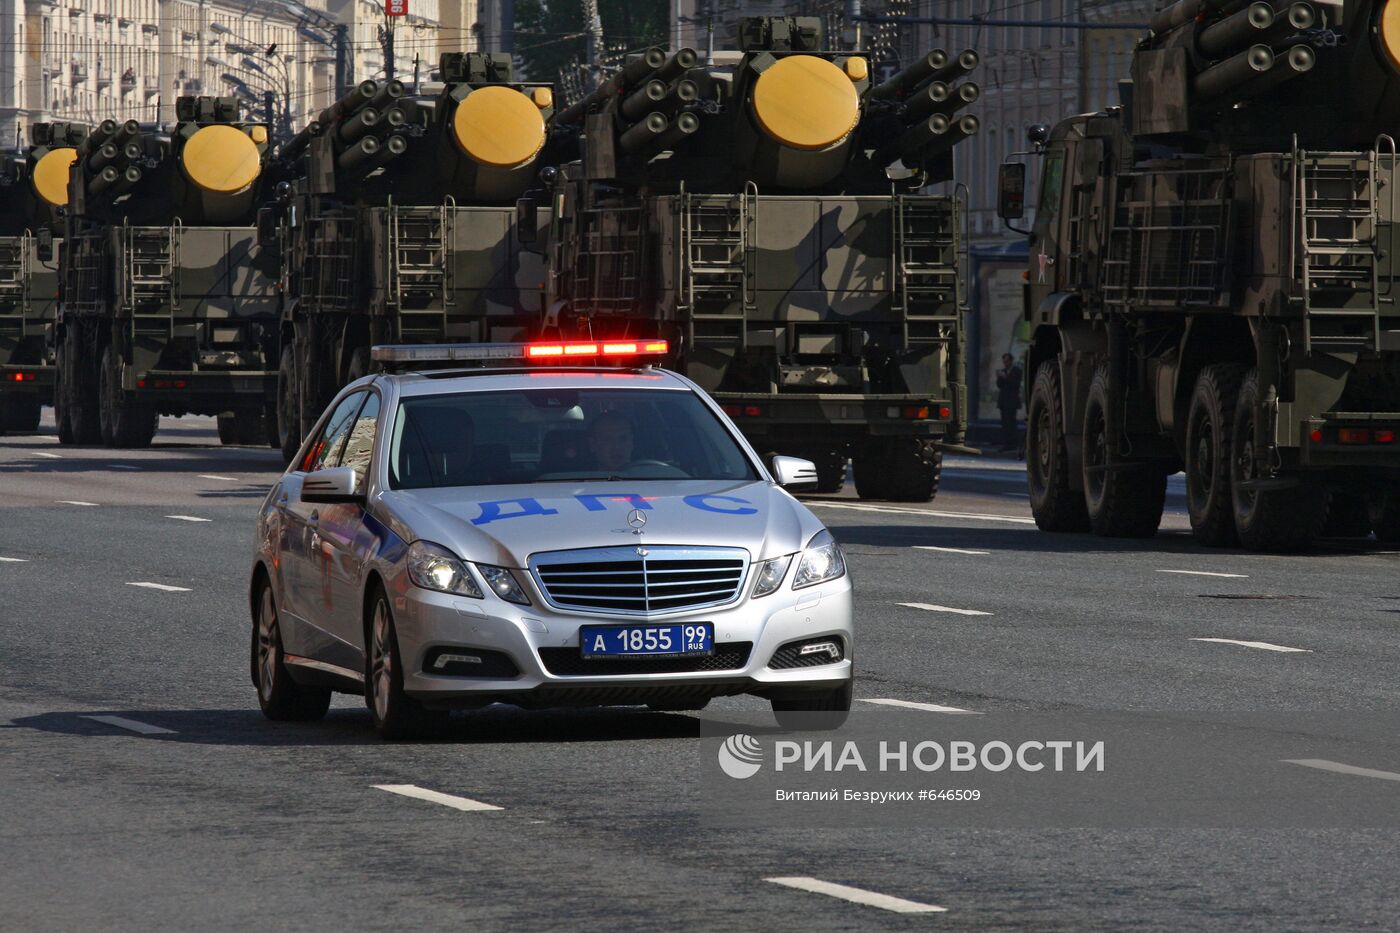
[587,411,635,472]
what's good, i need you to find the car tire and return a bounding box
[1184,363,1245,547]
[813,449,847,494]
[253,580,332,722]
[851,443,891,500]
[277,343,300,464]
[366,588,449,740]
[771,677,853,731]
[1026,361,1090,532]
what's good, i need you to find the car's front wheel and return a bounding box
[366,589,449,740]
[771,677,853,731]
[253,580,331,721]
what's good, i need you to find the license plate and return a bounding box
[579,623,714,658]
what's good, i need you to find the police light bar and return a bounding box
[370,340,669,365]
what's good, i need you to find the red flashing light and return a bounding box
[1338,428,1371,445]
[525,339,669,360]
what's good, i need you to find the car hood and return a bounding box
[373,479,823,568]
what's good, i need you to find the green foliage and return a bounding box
[514,0,669,83]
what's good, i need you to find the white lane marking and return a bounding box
[32,451,62,459]
[56,500,98,506]
[81,714,175,736]
[1284,759,1400,783]
[765,877,946,914]
[913,545,991,556]
[198,473,239,482]
[809,501,1035,525]
[126,582,193,593]
[372,784,503,812]
[165,515,212,523]
[1157,569,1248,579]
[107,464,142,471]
[1191,637,1311,653]
[861,698,979,715]
[0,556,29,562]
[898,602,992,616]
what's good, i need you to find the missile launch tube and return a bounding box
[1152,0,1231,35]
[1193,44,1273,98]
[1196,2,1274,59]
[557,47,668,125]
[319,80,378,126]
[369,80,405,112]
[652,47,698,83]
[897,113,952,157]
[122,142,143,163]
[369,107,407,137]
[86,144,119,173]
[902,81,979,121]
[336,135,380,171]
[930,50,980,84]
[870,49,949,99]
[111,119,141,147]
[1236,43,1315,97]
[648,110,700,152]
[337,107,380,145]
[87,165,121,195]
[365,133,408,170]
[281,120,321,159]
[79,119,118,157]
[619,113,669,153]
[110,166,142,196]
[621,80,668,122]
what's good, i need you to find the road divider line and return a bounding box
[126,582,193,593]
[32,452,62,459]
[764,877,946,914]
[807,501,1035,525]
[166,515,212,523]
[372,784,503,812]
[861,698,979,715]
[56,500,98,506]
[898,602,992,616]
[1283,759,1400,783]
[0,556,28,562]
[1158,569,1248,579]
[81,714,175,736]
[1191,637,1311,653]
[913,545,991,556]
[198,474,238,482]
[107,464,143,471]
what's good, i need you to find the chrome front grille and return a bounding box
[529,546,749,615]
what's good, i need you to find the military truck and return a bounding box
[0,123,85,434]
[1000,0,1400,548]
[55,98,279,447]
[541,16,980,499]
[267,53,558,461]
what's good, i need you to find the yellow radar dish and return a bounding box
[752,55,860,151]
[32,148,78,206]
[1383,0,1400,72]
[181,124,262,194]
[452,86,547,168]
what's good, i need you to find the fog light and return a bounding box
[799,641,841,659]
[432,652,482,670]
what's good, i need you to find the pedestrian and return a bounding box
[995,353,1022,452]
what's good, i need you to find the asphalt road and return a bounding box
[3,413,1400,930]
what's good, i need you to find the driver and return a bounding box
[587,411,635,472]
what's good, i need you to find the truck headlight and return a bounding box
[751,555,793,598]
[476,564,531,605]
[792,530,845,590]
[407,540,483,598]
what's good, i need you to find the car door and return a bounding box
[313,391,382,671]
[279,390,366,659]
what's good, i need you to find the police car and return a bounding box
[248,340,854,738]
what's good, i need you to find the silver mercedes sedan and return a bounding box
[247,346,854,738]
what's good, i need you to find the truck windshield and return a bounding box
[388,387,759,489]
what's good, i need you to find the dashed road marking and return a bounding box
[808,501,1035,525]
[198,474,238,482]
[764,877,946,914]
[1158,569,1248,579]
[861,698,979,715]
[0,556,29,562]
[56,500,98,506]
[166,515,212,523]
[81,714,175,736]
[1283,759,1400,783]
[32,452,62,459]
[898,602,992,616]
[372,784,503,812]
[107,464,142,471]
[126,582,193,593]
[1191,637,1311,653]
[913,545,991,556]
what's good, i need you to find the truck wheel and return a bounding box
[1081,367,1165,537]
[1324,489,1373,538]
[1184,364,1245,546]
[66,330,103,445]
[237,411,269,446]
[883,439,942,502]
[54,346,74,444]
[217,414,239,445]
[852,443,891,499]
[1370,492,1400,544]
[2,395,41,433]
[814,450,847,494]
[277,343,300,464]
[1027,362,1089,532]
[100,346,156,449]
[1230,369,1327,552]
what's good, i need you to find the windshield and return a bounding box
[388,387,759,489]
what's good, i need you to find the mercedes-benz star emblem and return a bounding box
[626,509,648,529]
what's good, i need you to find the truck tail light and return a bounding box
[1338,428,1371,444]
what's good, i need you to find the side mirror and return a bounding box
[997,162,1026,221]
[301,466,363,504]
[770,455,819,491]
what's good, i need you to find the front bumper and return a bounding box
[391,575,855,709]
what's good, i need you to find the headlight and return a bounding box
[751,554,793,598]
[407,540,482,597]
[477,564,530,605]
[792,530,845,589]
